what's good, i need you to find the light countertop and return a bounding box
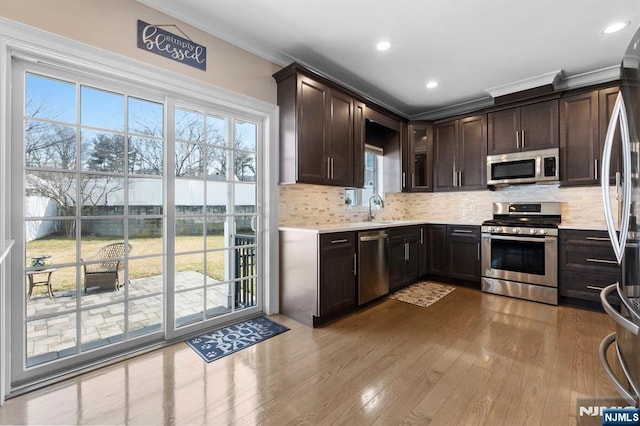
[279,220,480,234]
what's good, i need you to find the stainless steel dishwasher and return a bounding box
[358,229,389,305]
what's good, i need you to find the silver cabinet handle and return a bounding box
[477,242,480,261]
[331,157,335,179]
[586,258,618,264]
[420,228,424,245]
[353,252,357,276]
[599,333,639,405]
[601,92,631,264]
[404,242,409,261]
[601,283,639,335]
[586,285,605,291]
[326,158,331,179]
[330,238,349,244]
[521,129,525,149]
[458,171,462,187]
[453,169,457,187]
[515,130,520,149]
[586,236,610,241]
[452,229,474,234]
[594,159,598,181]
[412,173,415,188]
[402,172,406,188]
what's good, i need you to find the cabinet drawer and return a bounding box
[559,243,620,275]
[389,225,420,241]
[447,224,480,239]
[559,229,610,245]
[559,270,620,305]
[320,232,356,249]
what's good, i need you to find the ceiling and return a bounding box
[138,0,640,119]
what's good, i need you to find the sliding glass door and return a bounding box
[10,59,264,386]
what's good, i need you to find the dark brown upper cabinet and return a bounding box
[407,121,433,192]
[559,86,620,186]
[273,65,364,187]
[434,115,487,192]
[487,99,559,155]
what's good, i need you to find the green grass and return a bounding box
[26,235,228,293]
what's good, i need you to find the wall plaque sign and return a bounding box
[137,20,206,70]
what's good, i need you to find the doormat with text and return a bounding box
[186,316,289,363]
[389,281,455,308]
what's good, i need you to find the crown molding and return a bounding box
[484,70,562,99]
[554,65,620,90]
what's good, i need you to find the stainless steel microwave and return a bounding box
[486,148,559,185]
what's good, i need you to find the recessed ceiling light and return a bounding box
[376,41,391,51]
[426,81,439,89]
[603,21,629,34]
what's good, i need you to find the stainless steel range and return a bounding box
[481,202,561,305]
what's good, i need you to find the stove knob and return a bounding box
[491,227,498,233]
[539,229,547,235]
[530,228,536,234]
[512,228,520,234]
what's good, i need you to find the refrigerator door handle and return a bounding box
[601,92,632,264]
[601,283,640,335]
[599,332,640,406]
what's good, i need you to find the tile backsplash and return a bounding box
[279,183,616,230]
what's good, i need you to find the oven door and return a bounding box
[481,233,557,287]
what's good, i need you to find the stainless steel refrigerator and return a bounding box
[600,25,640,407]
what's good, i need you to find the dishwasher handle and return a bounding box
[359,232,388,242]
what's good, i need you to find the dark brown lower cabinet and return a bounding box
[559,229,621,309]
[446,225,481,282]
[319,233,357,317]
[389,226,420,291]
[426,224,447,276]
[425,224,480,286]
[280,230,356,327]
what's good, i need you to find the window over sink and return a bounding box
[345,145,383,207]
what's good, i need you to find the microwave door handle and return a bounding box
[601,92,631,264]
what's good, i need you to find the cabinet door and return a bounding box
[327,90,354,186]
[319,233,356,316]
[389,237,407,291]
[446,225,481,282]
[599,87,622,182]
[297,76,329,184]
[426,224,447,276]
[519,100,559,152]
[458,115,487,190]
[434,121,458,191]
[405,237,420,283]
[560,91,599,186]
[487,108,519,155]
[353,100,366,188]
[408,122,433,192]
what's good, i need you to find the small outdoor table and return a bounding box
[26,268,56,299]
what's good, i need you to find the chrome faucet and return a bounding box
[368,193,384,221]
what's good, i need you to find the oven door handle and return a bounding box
[601,283,640,335]
[481,234,553,243]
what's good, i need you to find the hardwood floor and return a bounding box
[0,285,626,425]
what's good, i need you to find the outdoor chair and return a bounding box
[82,242,132,293]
